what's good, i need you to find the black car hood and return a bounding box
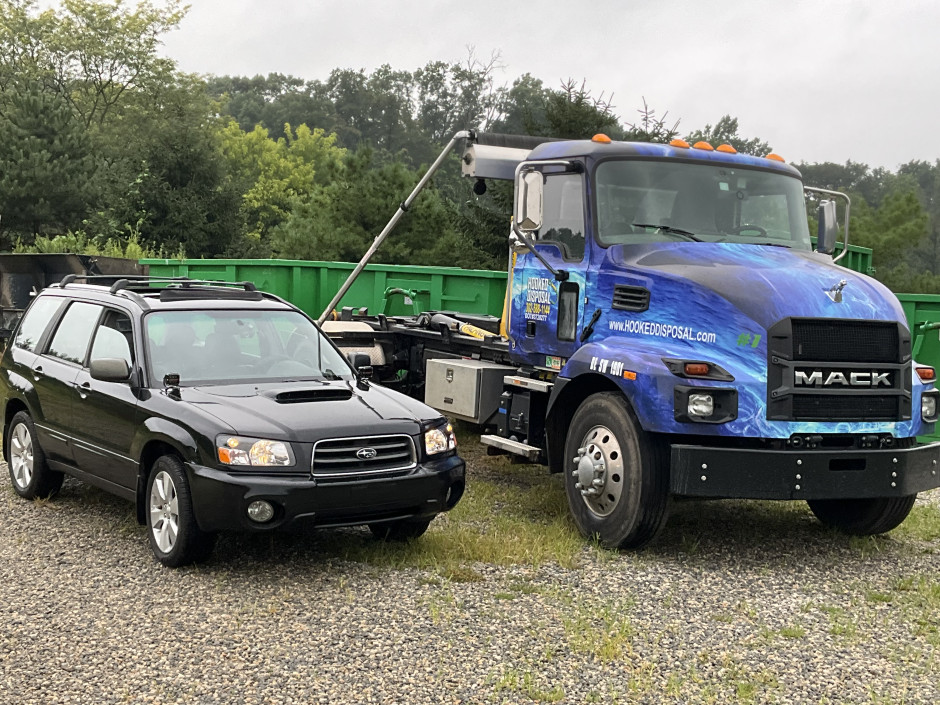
[176,380,439,442]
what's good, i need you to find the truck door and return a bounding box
[509,171,588,368]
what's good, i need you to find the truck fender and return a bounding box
[544,342,670,473]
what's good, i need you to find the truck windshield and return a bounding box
[595,160,812,249]
[145,309,354,385]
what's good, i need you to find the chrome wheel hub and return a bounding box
[571,425,624,517]
[9,423,34,491]
[149,471,180,554]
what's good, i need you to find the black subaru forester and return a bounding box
[0,277,465,566]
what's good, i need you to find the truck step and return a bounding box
[480,434,542,462]
[504,376,553,393]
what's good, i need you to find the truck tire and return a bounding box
[563,393,669,549]
[806,495,916,535]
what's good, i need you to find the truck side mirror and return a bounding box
[89,357,131,382]
[514,170,543,232]
[816,200,839,255]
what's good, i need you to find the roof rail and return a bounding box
[107,277,258,295]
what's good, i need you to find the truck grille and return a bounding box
[767,318,911,422]
[791,319,899,363]
[312,434,416,479]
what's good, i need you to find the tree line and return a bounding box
[2,0,939,292]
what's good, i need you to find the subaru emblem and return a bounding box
[356,447,377,460]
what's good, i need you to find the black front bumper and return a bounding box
[187,454,465,532]
[671,442,940,500]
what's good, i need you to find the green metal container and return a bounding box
[140,258,509,318]
[809,239,875,275]
[896,294,940,443]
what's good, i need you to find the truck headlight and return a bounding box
[922,392,939,423]
[217,435,295,467]
[688,393,714,418]
[425,423,457,456]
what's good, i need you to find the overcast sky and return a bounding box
[160,0,940,170]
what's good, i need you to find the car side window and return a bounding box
[535,173,585,261]
[89,310,134,368]
[13,297,64,352]
[47,302,103,365]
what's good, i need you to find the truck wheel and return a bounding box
[146,455,215,567]
[806,495,916,535]
[563,393,669,549]
[7,411,63,499]
[369,517,433,541]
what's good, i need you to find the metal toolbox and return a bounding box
[424,358,515,423]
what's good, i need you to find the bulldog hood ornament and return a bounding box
[825,279,848,303]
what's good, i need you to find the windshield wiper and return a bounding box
[322,369,341,381]
[631,223,703,242]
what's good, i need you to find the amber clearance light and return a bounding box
[917,367,936,382]
[684,362,710,376]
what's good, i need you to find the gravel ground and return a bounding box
[2,452,940,704]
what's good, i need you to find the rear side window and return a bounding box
[14,297,63,352]
[47,302,103,365]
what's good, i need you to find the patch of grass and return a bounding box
[779,625,806,639]
[494,592,515,600]
[493,667,564,703]
[866,590,893,603]
[895,504,940,541]
[301,463,583,574]
[563,600,635,662]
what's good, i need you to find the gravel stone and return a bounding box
[1,465,939,704]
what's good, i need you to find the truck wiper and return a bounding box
[631,223,703,242]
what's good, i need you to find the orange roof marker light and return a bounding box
[592,133,612,144]
[765,153,786,162]
[669,138,690,149]
[716,144,737,154]
[692,141,714,151]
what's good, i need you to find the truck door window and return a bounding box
[535,173,585,261]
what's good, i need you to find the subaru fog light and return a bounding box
[247,500,275,523]
[688,393,715,418]
[922,392,939,423]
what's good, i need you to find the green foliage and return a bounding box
[686,115,770,156]
[0,80,94,238]
[220,121,345,245]
[270,147,494,268]
[14,231,181,259]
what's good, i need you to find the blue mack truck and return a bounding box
[321,131,940,549]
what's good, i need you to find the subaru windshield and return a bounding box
[594,160,812,249]
[145,309,354,385]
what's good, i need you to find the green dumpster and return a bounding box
[896,294,940,443]
[140,259,509,318]
[809,239,874,275]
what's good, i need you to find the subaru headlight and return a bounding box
[216,435,295,467]
[424,423,457,456]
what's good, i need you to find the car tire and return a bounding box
[7,411,63,499]
[146,455,215,567]
[369,516,433,541]
[563,392,669,550]
[807,495,917,535]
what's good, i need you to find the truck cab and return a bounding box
[328,130,940,550]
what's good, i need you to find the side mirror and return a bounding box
[89,357,131,382]
[348,352,373,379]
[816,200,839,255]
[514,170,543,232]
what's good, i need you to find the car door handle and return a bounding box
[33,365,44,378]
[73,380,91,399]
